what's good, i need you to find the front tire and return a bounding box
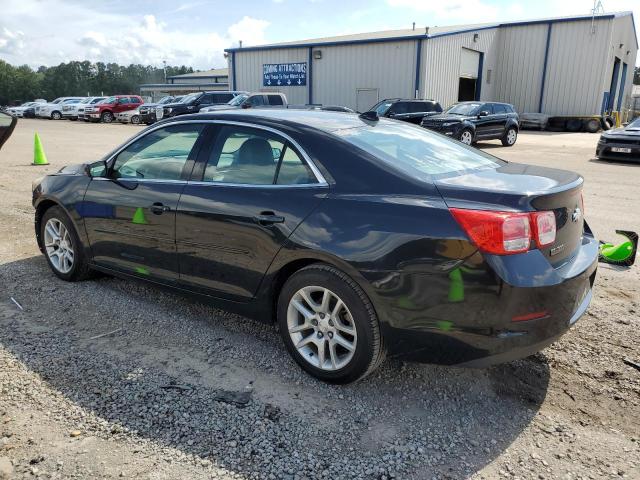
[101,111,114,123]
[131,115,140,125]
[40,206,92,282]
[277,264,384,383]
[501,127,518,146]
[51,111,62,120]
[459,129,473,146]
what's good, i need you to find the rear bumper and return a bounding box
[370,231,599,367]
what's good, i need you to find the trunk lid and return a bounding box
[435,162,584,264]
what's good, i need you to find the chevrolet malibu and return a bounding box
[32,110,598,383]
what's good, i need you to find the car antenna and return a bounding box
[359,111,379,123]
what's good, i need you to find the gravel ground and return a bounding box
[0,119,639,479]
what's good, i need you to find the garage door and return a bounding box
[460,48,480,79]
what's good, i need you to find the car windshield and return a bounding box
[627,118,640,129]
[102,96,117,104]
[228,94,248,106]
[335,122,503,178]
[180,93,201,104]
[372,101,393,115]
[91,98,105,104]
[446,103,482,115]
[51,98,62,104]
[158,96,174,104]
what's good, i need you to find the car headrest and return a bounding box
[236,138,274,166]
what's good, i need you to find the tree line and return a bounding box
[0,60,196,105]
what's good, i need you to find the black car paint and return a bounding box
[372,99,443,125]
[162,91,244,118]
[0,111,17,150]
[596,121,640,161]
[421,102,519,142]
[32,110,597,367]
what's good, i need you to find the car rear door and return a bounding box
[82,123,207,283]
[175,122,328,300]
[492,104,510,136]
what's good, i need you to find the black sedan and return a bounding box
[32,110,598,383]
[596,117,640,161]
[421,101,519,147]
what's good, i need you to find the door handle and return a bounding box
[150,202,170,215]
[253,212,285,225]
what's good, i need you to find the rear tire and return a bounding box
[585,119,600,133]
[501,127,518,146]
[40,206,92,282]
[277,264,384,383]
[566,119,582,132]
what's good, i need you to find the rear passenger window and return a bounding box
[276,147,316,185]
[249,95,265,107]
[494,104,508,114]
[389,102,409,114]
[268,95,284,106]
[203,126,317,185]
[215,93,234,103]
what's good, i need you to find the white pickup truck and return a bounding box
[36,97,85,120]
[62,97,106,121]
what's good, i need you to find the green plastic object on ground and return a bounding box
[33,133,48,165]
[599,230,637,267]
[132,207,148,225]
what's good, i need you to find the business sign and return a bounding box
[263,62,307,87]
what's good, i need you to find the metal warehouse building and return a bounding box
[225,12,638,115]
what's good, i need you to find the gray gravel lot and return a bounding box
[0,119,639,479]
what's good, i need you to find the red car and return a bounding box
[84,95,143,123]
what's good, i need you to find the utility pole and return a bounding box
[163,60,167,83]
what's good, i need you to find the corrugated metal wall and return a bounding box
[312,41,417,110]
[609,15,638,112]
[542,18,612,115]
[228,15,638,116]
[232,47,309,105]
[420,28,499,109]
[493,24,548,113]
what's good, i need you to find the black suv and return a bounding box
[371,99,443,124]
[421,101,519,147]
[162,91,246,118]
[139,95,183,125]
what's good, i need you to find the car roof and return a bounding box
[166,108,388,133]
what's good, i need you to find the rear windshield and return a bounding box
[335,122,503,178]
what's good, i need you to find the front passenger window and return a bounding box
[112,124,204,180]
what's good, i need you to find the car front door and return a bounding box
[474,103,495,138]
[176,123,328,300]
[82,123,207,283]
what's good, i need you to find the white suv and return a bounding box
[62,97,106,121]
[36,97,85,120]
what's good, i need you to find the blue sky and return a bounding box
[1,0,638,69]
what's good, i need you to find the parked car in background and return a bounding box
[63,97,106,121]
[84,95,143,123]
[199,92,287,112]
[421,101,520,146]
[32,109,596,383]
[138,95,183,125]
[6,101,44,117]
[596,117,640,162]
[162,91,245,118]
[36,97,85,120]
[23,105,38,118]
[116,108,142,125]
[371,98,443,124]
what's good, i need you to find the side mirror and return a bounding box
[478,110,489,117]
[85,160,108,178]
[241,102,251,109]
[0,111,17,151]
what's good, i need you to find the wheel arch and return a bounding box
[34,198,81,253]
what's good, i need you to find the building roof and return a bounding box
[167,68,229,79]
[225,11,635,52]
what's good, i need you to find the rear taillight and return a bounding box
[450,208,557,255]
[532,211,556,247]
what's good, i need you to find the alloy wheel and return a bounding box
[507,129,517,145]
[102,112,113,123]
[287,286,357,371]
[51,112,61,120]
[44,218,74,274]
[460,130,473,145]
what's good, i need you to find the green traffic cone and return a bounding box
[448,268,464,302]
[132,207,148,225]
[33,133,48,165]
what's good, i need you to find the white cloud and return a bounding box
[0,0,270,69]
[386,0,500,22]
